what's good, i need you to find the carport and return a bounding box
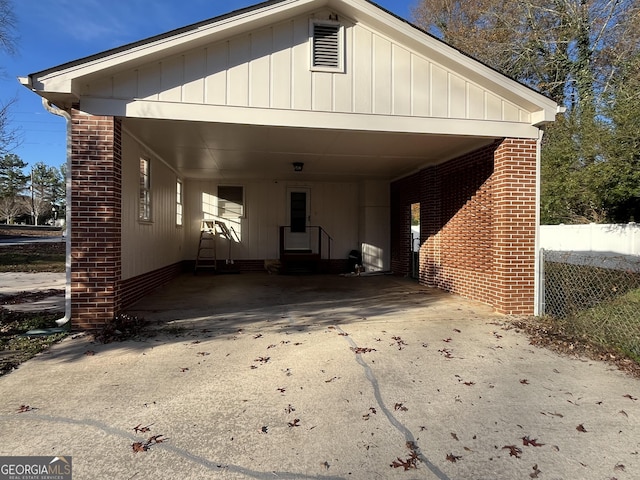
[19,0,559,329]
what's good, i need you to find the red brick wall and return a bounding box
[391,138,537,315]
[70,110,123,330]
[120,262,184,310]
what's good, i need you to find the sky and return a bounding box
[0,0,418,171]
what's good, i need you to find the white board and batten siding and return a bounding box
[121,132,185,281]
[84,9,531,124]
[184,179,360,262]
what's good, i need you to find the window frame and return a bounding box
[176,178,183,226]
[217,185,245,219]
[139,157,152,222]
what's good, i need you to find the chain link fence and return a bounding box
[541,250,640,360]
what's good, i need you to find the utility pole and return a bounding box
[30,167,35,225]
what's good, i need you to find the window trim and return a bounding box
[217,185,245,219]
[309,19,344,73]
[139,157,152,222]
[176,178,183,226]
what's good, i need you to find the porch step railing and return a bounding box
[279,226,333,274]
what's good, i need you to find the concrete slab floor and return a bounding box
[0,273,639,479]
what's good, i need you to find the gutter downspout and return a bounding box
[533,127,544,316]
[42,98,72,327]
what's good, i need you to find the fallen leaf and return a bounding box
[391,336,408,350]
[351,347,376,354]
[446,453,462,463]
[133,423,152,433]
[530,464,542,478]
[522,436,544,447]
[438,348,454,359]
[132,442,147,453]
[502,445,522,458]
[576,424,588,433]
[390,451,419,470]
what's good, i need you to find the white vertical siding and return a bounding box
[86,10,531,124]
[183,50,205,104]
[121,132,184,280]
[184,179,360,261]
[353,25,373,114]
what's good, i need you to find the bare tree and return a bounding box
[0,0,16,57]
[0,0,19,156]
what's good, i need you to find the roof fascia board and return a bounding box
[29,0,324,92]
[337,0,558,116]
[83,96,541,139]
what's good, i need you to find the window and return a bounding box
[217,185,244,218]
[310,20,344,72]
[139,158,151,221]
[176,179,183,226]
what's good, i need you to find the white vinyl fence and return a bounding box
[539,222,640,256]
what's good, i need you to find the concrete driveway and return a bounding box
[0,273,639,479]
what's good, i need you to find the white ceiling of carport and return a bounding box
[123,117,497,181]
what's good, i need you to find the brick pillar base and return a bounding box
[70,110,122,330]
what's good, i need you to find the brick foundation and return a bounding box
[391,138,537,315]
[120,262,184,310]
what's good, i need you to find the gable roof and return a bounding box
[20,0,558,125]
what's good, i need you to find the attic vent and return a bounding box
[310,21,344,72]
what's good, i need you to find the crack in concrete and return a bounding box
[334,325,451,480]
[0,414,346,480]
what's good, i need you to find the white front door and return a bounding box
[286,187,310,250]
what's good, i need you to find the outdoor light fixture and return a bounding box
[293,162,304,172]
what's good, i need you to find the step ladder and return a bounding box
[194,220,218,273]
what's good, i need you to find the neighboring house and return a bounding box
[20,0,559,330]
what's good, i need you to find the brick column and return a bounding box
[70,110,122,330]
[492,138,537,315]
[420,166,439,287]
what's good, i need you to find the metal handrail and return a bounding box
[279,225,333,262]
